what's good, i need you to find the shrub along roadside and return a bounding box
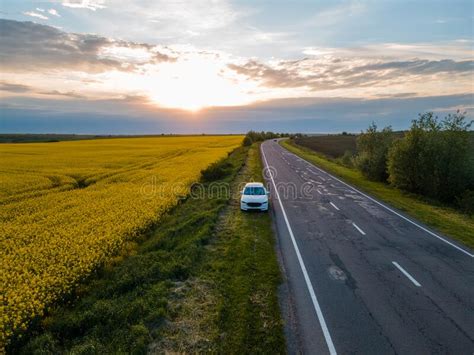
[354,123,394,182]
[387,112,473,205]
[9,145,284,354]
[281,139,474,249]
[354,112,473,212]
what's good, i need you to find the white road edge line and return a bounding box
[392,261,422,287]
[352,222,366,235]
[261,143,337,355]
[330,202,340,211]
[279,144,474,258]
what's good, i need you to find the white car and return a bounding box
[240,182,269,211]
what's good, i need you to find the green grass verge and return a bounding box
[10,144,284,354]
[281,139,474,249]
[153,143,285,353]
[210,144,284,353]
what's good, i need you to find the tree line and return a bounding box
[242,131,302,146]
[354,111,473,214]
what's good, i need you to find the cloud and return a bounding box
[228,60,313,89]
[375,92,418,99]
[22,11,49,20]
[1,20,472,115]
[90,0,257,48]
[0,82,88,99]
[48,9,61,17]
[228,56,473,92]
[39,90,86,99]
[305,1,366,28]
[145,0,244,32]
[357,59,474,75]
[303,41,474,61]
[0,82,32,93]
[0,19,175,73]
[62,0,106,11]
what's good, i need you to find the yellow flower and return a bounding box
[0,136,242,345]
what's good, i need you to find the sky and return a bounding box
[0,0,473,134]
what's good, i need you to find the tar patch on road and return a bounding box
[328,266,347,282]
[329,252,358,291]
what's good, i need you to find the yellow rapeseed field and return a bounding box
[0,136,242,346]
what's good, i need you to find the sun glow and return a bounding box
[44,50,260,113]
[145,54,255,111]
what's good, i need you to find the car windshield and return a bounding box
[244,186,266,195]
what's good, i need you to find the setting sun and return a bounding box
[145,53,254,111]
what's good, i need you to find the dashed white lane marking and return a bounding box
[278,144,474,258]
[352,222,366,235]
[317,189,323,195]
[392,262,422,287]
[330,202,340,211]
[261,143,337,355]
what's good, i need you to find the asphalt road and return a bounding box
[261,139,474,355]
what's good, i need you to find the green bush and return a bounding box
[354,123,394,181]
[201,160,233,182]
[242,136,253,146]
[388,111,473,203]
[19,333,59,355]
[457,190,474,215]
[129,324,151,354]
[340,150,354,167]
[69,340,107,355]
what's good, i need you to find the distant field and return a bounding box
[0,133,238,143]
[0,136,242,345]
[294,134,357,158]
[0,133,101,143]
[295,132,407,159]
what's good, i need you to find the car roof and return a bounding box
[244,182,264,187]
